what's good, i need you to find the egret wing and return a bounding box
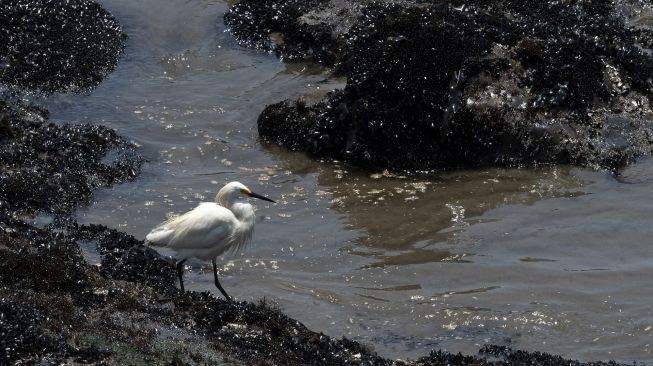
[147,203,236,252]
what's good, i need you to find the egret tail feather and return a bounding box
[145,227,175,246]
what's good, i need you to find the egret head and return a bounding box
[216,181,275,207]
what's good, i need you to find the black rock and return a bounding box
[0,0,126,93]
[227,0,653,172]
[0,100,142,215]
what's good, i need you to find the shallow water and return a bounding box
[37,0,653,362]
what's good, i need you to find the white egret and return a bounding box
[145,181,275,300]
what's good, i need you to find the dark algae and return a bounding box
[226,0,653,172]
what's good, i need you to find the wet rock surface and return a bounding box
[227,0,653,172]
[0,100,142,216]
[0,0,126,93]
[416,347,623,366]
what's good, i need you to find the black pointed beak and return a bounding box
[247,191,276,203]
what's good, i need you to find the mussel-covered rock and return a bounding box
[0,0,126,93]
[227,0,653,172]
[0,100,142,215]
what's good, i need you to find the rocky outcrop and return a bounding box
[227,0,653,172]
[0,101,142,215]
[0,0,126,93]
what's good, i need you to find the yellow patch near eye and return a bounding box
[241,188,252,194]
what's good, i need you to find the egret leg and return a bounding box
[176,259,187,293]
[212,258,232,301]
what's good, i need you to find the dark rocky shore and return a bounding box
[0,0,126,93]
[226,0,653,173]
[0,0,643,364]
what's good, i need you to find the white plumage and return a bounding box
[146,202,250,259]
[146,181,274,300]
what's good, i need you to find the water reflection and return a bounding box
[356,248,470,269]
[265,145,588,269]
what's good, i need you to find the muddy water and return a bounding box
[37,0,653,362]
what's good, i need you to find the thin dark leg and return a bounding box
[176,259,187,293]
[212,258,232,301]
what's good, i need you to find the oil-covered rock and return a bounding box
[227,0,653,172]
